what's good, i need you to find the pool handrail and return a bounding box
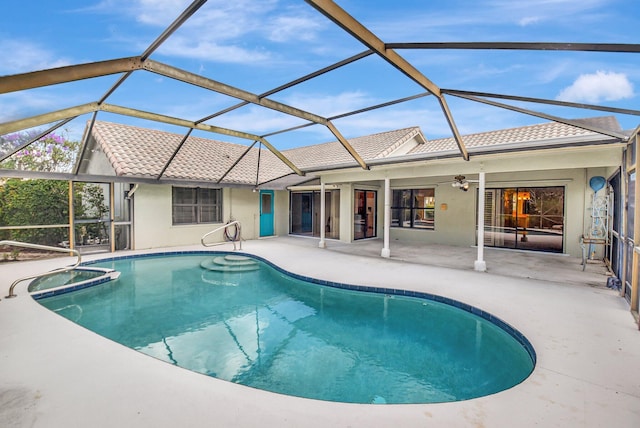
[1,240,82,299]
[201,221,242,251]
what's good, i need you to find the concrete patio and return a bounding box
[1,237,638,427]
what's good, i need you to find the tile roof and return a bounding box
[282,127,423,169]
[90,121,292,184]
[88,122,423,186]
[88,117,622,187]
[91,122,183,178]
[408,117,622,155]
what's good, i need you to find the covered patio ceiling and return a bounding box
[0,0,639,186]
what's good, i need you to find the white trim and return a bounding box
[287,184,340,191]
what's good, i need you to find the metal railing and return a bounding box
[200,221,242,251]
[1,240,82,299]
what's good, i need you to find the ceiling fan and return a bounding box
[450,175,482,191]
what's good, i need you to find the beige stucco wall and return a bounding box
[132,185,292,249]
[274,190,289,237]
[120,143,623,258]
[317,145,624,258]
[339,183,353,243]
[133,185,263,249]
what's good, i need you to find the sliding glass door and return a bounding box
[482,186,564,253]
[624,172,635,302]
[354,190,376,240]
[290,190,340,239]
[607,171,623,284]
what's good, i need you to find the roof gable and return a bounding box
[282,127,424,168]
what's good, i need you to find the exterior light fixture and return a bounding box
[452,175,470,191]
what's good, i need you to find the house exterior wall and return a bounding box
[340,183,353,243]
[225,188,261,241]
[317,145,624,258]
[76,136,115,176]
[81,132,623,259]
[274,190,289,237]
[133,185,262,249]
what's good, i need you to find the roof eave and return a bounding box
[301,136,626,172]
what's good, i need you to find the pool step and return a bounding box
[200,255,260,272]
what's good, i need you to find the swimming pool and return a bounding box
[36,251,535,404]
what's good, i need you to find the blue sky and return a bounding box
[1,0,638,149]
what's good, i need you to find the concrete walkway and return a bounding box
[320,237,612,287]
[1,237,638,427]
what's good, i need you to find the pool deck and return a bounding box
[1,237,639,427]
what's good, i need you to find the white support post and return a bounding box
[319,182,326,248]
[381,177,391,258]
[475,172,487,271]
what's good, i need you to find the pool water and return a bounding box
[29,269,107,292]
[37,253,535,404]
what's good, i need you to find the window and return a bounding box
[482,186,564,253]
[391,189,435,230]
[172,187,222,225]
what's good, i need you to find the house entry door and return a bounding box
[259,190,274,237]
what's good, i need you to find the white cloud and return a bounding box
[173,90,433,145]
[284,91,375,118]
[489,0,610,25]
[159,37,271,63]
[81,0,326,64]
[0,91,93,139]
[556,71,635,103]
[537,61,572,84]
[220,106,307,134]
[266,14,324,43]
[134,0,192,26]
[374,0,611,39]
[79,0,193,26]
[0,40,70,74]
[518,16,541,26]
[335,107,441,135]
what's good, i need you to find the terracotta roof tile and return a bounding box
[89,122,423,184]
[409,118,621,155]
[89,117,622,186]
[282,127,423,168]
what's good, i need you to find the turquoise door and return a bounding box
[260,190,274,237]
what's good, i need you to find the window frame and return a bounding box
[171,187,222,225]
[391,188,435,230]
